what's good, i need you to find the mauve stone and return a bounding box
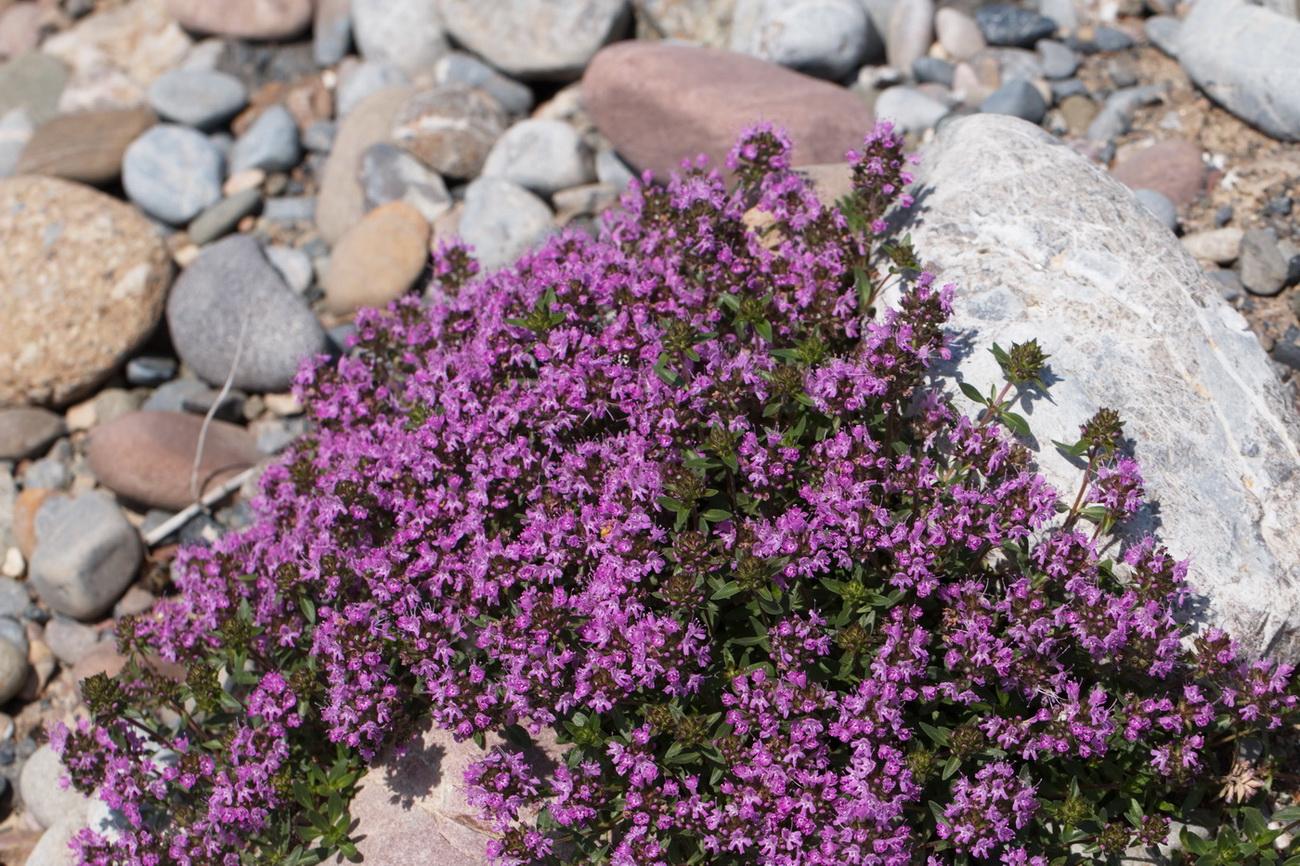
[88,410,262,510]
[16,106,156,184]
[1109,139,1205,207]
[0,408,63,460]
[167,0,313,40]
[583,42,874,182]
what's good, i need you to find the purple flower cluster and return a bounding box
[51,122,1300,866]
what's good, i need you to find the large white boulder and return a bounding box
[890,114,1300,662]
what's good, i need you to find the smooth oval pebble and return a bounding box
[439,0,629,81]
[0,638,25,704]
[323,201,430,315]
[359,141,453,225]
[390,83,509,181]
[459,176,554,270]
[980,78,1048,123]
[88,410,263,511]
[935,7,985,60]
[187,187,262,246]
[0,408,64,461]
[122,124,224,226]
[1110,138,1205,207]
[147,68,247,129]
[166,234,328,392]
[229,105,301,175]
[1133,188,1178,231]
[480,119,595,196]
[166,0,313,40]
[0,176,172,407]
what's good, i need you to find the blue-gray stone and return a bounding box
[122,125,224,226]
[1264,195,1293,216]
[0,580,29,621]
[187,187,262,246]
[479,119,595,196]
[336,61,410,118]
[1133,188,1177,231]
[459,177,554,269]
[1107,56,1138,89]
[911,55,954,86]
[0,109,32,178]
[596,148,636,189]
[1093,25,1134,52]
[360,142,452,224]
[974,4,1057,47]
[229,105,301,175]
[435,52,534,115]
[314,0,352,67]
[146,69,247,130]
[1145,16,1181,58]
[1035,39,1078,78]
[264,245,314,294]
[141,378,208,413]
[873,84,951,133]
[1050,78,1088,101]
[166,234,328,392]
[28,490,141,621]
[1214,204,1234,227]
[125,356,177,387]
[1179,0,1300,142]
[302,119,336,153]
[263,196,316,223]
[20,458,70,491]
[731,0,875,80]
[979,78,1047,123]
[0,617,28,656]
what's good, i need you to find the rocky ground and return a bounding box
[0,0,1297,862]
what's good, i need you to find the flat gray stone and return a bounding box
[28,490,140,621]
[479,119,595,196]
[187,187,262,246]
[44,617,99,666]
[0,52,69,126]
[122,125,224,226]
[980,78,1047,122]
[20,744,92,830]
[147,69,247,129]
[229,105,301,175]
[873,84,950,132]
[314,0,352,67]
[0,637,25,704]
[1133,188,1177,232]
[730,0,875,80]
[1035,38,1078,78]
[1178,0,1300,142]
[166,234,328,392]
[439,0,631,81]
[0,579,30,620]
[892,114,1300,662]
[459,176,553,269]
[1240,228,1289,296]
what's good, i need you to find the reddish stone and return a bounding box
[1110,138,1206,207]
[583,42,874,183]
[87,410,262,511]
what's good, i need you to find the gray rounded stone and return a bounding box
[1240,228,1289,296]
[125,356,177,387]
[434,52,534,115]
[1145,16,1181,58]
[459,176,554,269]
[887,0,934,71]
[595,148,636,189]
[264,245,314,295]
[0,617,27,656]
[122,125,224,226]
[0,408,64,461]
[20,744,92,829]
[480,119,595,196]
[439,0,630,81]
[360,142,452,224]
[731,0,874,80]
[912,56,954,86]
[229,105,301,175]
[146,69,248,129]
[28,490,140,621]
[44,618,99,666]
[980,78,1047,123]
[0,52,70,126]
[0,579,30,620]
[1035,39,1078,78]
[1133,189,1178,232]
[337,60,411,119]
[166,234,328,392]
[873,84,950,133]
[351,0,449,75]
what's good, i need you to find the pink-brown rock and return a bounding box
[87,410,262,510]
[0,176,172,407]
[336,723,566,866]
[166,0,312,40]
[583,42,875,183]
[1110,138,1206,207]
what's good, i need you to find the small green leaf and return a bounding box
[999,410,1031,437]
[958,381,987,405]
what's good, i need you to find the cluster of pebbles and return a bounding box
[0,0,1298,861]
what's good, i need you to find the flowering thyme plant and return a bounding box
[53,122,1300,866]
